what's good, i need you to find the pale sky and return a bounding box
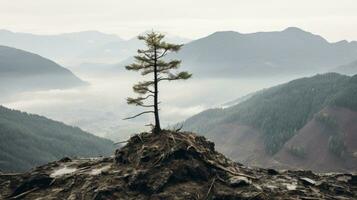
[0,0,356,42]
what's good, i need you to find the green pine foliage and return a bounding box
[0,106,114,172]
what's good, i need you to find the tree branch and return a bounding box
[139,104,155,108]
[123,111,154,120]
[141,94,155,100]
[157,49,168,59]
[143,52,155,60]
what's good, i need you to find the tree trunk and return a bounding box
[153,46,161,133]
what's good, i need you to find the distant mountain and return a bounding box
[0,46,86,95]
[183,73,357,172]
[78,34,191,65]
[0,29,190,65]
[173,27,357,77]
[332,60,357,75]
[0,106,114,172]
[0,30,123,65]
[76,38,143,64]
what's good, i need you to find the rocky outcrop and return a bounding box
[0,131,356,199]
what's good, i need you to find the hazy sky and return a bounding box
[1,0,356,41]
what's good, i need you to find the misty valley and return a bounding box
[1,26,357,199]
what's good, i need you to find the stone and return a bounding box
[228,176,251,187]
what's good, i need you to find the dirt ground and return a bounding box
[1,130,356,199]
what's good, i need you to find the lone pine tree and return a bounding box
[124,31,192,133]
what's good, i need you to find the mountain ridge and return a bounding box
[173,28,357,77]
[0,45,86,96]
[0,29,123,65]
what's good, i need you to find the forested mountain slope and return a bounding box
[183,73,357,171]
[0,45,86,95]
[0,106,114,172]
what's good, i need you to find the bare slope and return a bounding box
[274,107,357,172]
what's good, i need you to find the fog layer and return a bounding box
[2,71,298,141]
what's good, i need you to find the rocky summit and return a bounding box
[0,130,356,200]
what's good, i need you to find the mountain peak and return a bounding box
[283,27,307,33]
[210,30,242,37]
[281,27,327,42]
[0,29,12,33]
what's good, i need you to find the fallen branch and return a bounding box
[114,140,128,145]
[205,160,257,180]
[10,187,39,199]
[0,173,22,176]
[205,176,216,199]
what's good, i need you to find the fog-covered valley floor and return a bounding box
[1,71,300,142]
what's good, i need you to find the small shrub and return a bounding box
[315,112,338,133]
[328,135,346,157]
[287,145,306,158]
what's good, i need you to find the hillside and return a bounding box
[1,131,356,199]
[183,73,357,172]
[0,45,86,95]
[0,106,114,173]
[173,27,357,77]
[275,106,357,172]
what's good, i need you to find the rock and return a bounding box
[267,168,279,175]
[228,176,251,187]
[59,157,72,163]
[285,183,297,190]
[349,175,357,185]
[337,175,352,183]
